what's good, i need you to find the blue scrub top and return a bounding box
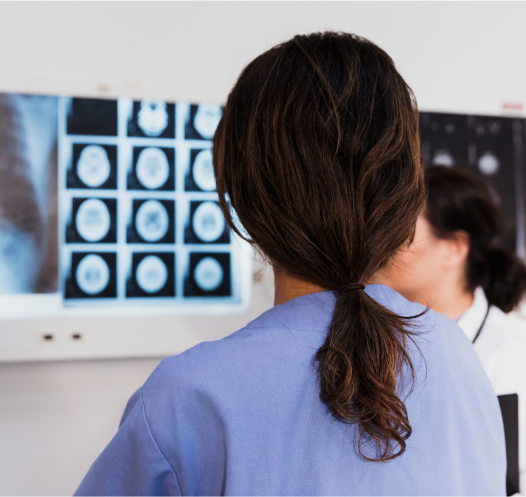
[75,285,506,496]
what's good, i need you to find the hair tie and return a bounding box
[339,283,365,294]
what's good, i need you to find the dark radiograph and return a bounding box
[0,94,58,294]
[184,252,231,297]
[126,252,175,298]
[127,100,175,139]
[65,251,117,299]
[68,144,117,190]
[184,148,216,192]
[66,197,117,244]
[420,112,522,253]
[184,200,229,245]
[184,104,222,140]
[127,147,175,191]
[67,98,118,136]
[127,199,175,244]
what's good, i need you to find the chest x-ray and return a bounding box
[0,94,58,295]
[0,92,251,315]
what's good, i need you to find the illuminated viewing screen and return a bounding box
[0,93,252,318]
[1,93,525,320]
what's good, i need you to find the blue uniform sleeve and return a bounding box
[74,389,182,496]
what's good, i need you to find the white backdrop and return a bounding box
[0,2,523,115]
[0,2,525,495]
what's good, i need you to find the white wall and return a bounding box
[0,2,525,115]
[0,357,160,496]
[1,2,526,495]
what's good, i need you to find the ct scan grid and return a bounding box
[58,97,248,308]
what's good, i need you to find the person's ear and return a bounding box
[441,230,470,269]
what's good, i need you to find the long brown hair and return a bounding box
[213,32,425,461]
[426,166,526,312]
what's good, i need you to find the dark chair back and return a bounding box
[498,394,519,496]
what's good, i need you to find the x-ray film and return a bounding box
[420,112,525,255]
[0,94,58,296]
[4,91,526,317]
[59,97,250,309]
[0,92,251,315]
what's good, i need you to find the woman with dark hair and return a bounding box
[75,33,505,495]
[382,165,526,492]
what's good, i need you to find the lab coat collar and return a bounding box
[456,287,489,342]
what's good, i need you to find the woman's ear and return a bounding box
[441,230,470,269]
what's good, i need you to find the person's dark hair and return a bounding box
[425,166,526,312]
[213,32,425,461]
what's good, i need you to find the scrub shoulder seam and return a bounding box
[139,387,183,495]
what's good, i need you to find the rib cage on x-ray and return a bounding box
[0,94,58,295]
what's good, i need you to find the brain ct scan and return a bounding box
[184,252,231,297]
[185,148,216,192]
[69,144,117,190]
[59,98,248,309]
[185,201,228,245]
[126,252,175,298]
[185,104,222,140]
[478,151,500,175]
[127,100,175,139]
[445,123,455,134]
[192,149,216,191]
[135,200,170,243]
[192,201,225,242]
[138,100,169,137]
[76,253,110,295]
[488,120,502,135]
[432,150,455,167]
[136,148,170,190]
[193,104,222,140]
[194,257,223,291]
[65,252,117,300]
[77,145,111,188]
[75,198,111,242]
[128,147,174,191]
[66,197,116,244]
[136,255,168,293]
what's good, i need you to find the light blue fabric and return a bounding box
[75,285,506,496]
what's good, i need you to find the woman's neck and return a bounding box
[272,269,379,306]
[430,279,474,320]
[273,268,327,306]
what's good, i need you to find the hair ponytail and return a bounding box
[317,290,420,460]
[214,32,426,461]
[426,166,526,313]
[475,247,526,313]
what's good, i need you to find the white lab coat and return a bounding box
[458,287,526,493]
